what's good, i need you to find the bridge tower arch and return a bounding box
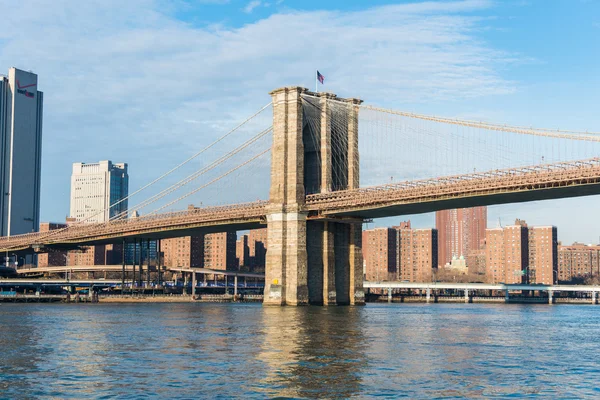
[264,87,364,306]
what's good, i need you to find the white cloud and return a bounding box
[244,0,262,13]
[0,0,519,223]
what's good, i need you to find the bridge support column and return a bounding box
[265,208,308,306]
[593,291,597,305]
[548,290,553,304]
[234,275,238,298]
[191,272,196,298]
[464,289,469,303]
[388,288,392,303]
[426,288,431,303]
[322,221,336,305]
[505,289,509,303]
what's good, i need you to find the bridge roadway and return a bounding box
[1,158,600,252]
[307,158,600,218]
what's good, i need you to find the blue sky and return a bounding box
[0,0,599,243]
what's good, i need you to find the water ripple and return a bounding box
[0,303,599,398]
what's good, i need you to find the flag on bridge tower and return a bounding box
[316,70,325,92]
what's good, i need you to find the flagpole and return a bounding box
[315,70,318,93]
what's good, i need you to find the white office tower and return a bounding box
[0,67,44,236]
[70,161,129,223]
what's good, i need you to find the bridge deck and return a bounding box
[1,158,600,251]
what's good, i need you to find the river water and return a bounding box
[0,303,599,399]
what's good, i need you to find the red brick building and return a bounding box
[394,221,438,283]
[436,207,486,268]
[363,227,397,281]
[528,226,558,284]
[558,243,600,282]
[38,222,68,267]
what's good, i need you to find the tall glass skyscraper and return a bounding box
[0,67,43,236]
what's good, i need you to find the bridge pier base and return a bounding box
[264,207,309,306]
[593,291,597,305]
[548,290,554,304]
[505,289,509,303]
[464,289,469,303]
[426,288,431,303]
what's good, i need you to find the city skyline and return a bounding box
[1,0,599,244]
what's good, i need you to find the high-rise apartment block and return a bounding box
[162,232,237,271]
[436,207,486,268]
[236,228,268,272]
[485,220,557,284]
[162,236,204,268]
[528,226,558,284]
[204,232,237,271]
[362,222,437,282]
[485,221,528,284]
[248,228,267,272]
[394,221,438,282]
[70,160,128,223]
[0,68,43,235]
[236,234,249,269]
[558,244,600,282]
[363,228,397,281]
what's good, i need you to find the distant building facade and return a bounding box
[66,161,129,266]
[436,207,486,268]
[37,222,67,267]
[558,243,600,282]
[394,221,438,283]
[70,160,128,223]
[248,228,267,272]
[236,234,249,270]
[162,232,237,272]
[363,228,397,281]
[0,67,43,235]
[235,229,268,272]
[528,226,558,284]
[486,221,529,284]
[162,236,204,268]
[203,232,237,271]
[125,240,157,266]
[485,219,557,284]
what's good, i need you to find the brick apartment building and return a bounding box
[436,207,486,268]
[558,243,600,282]
[235,228,268,272]
[394,221,437,283]
[162,232,237,271]
[363,228,397,281]
[485,220,557,284]
[363,222,437,283]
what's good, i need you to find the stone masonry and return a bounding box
[264,86,365,306]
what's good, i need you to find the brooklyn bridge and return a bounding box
[2,86,600,306]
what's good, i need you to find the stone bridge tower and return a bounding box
[264,86,364,306]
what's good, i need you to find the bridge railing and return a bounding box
[306,157,600,212]
[0,201,268,251]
